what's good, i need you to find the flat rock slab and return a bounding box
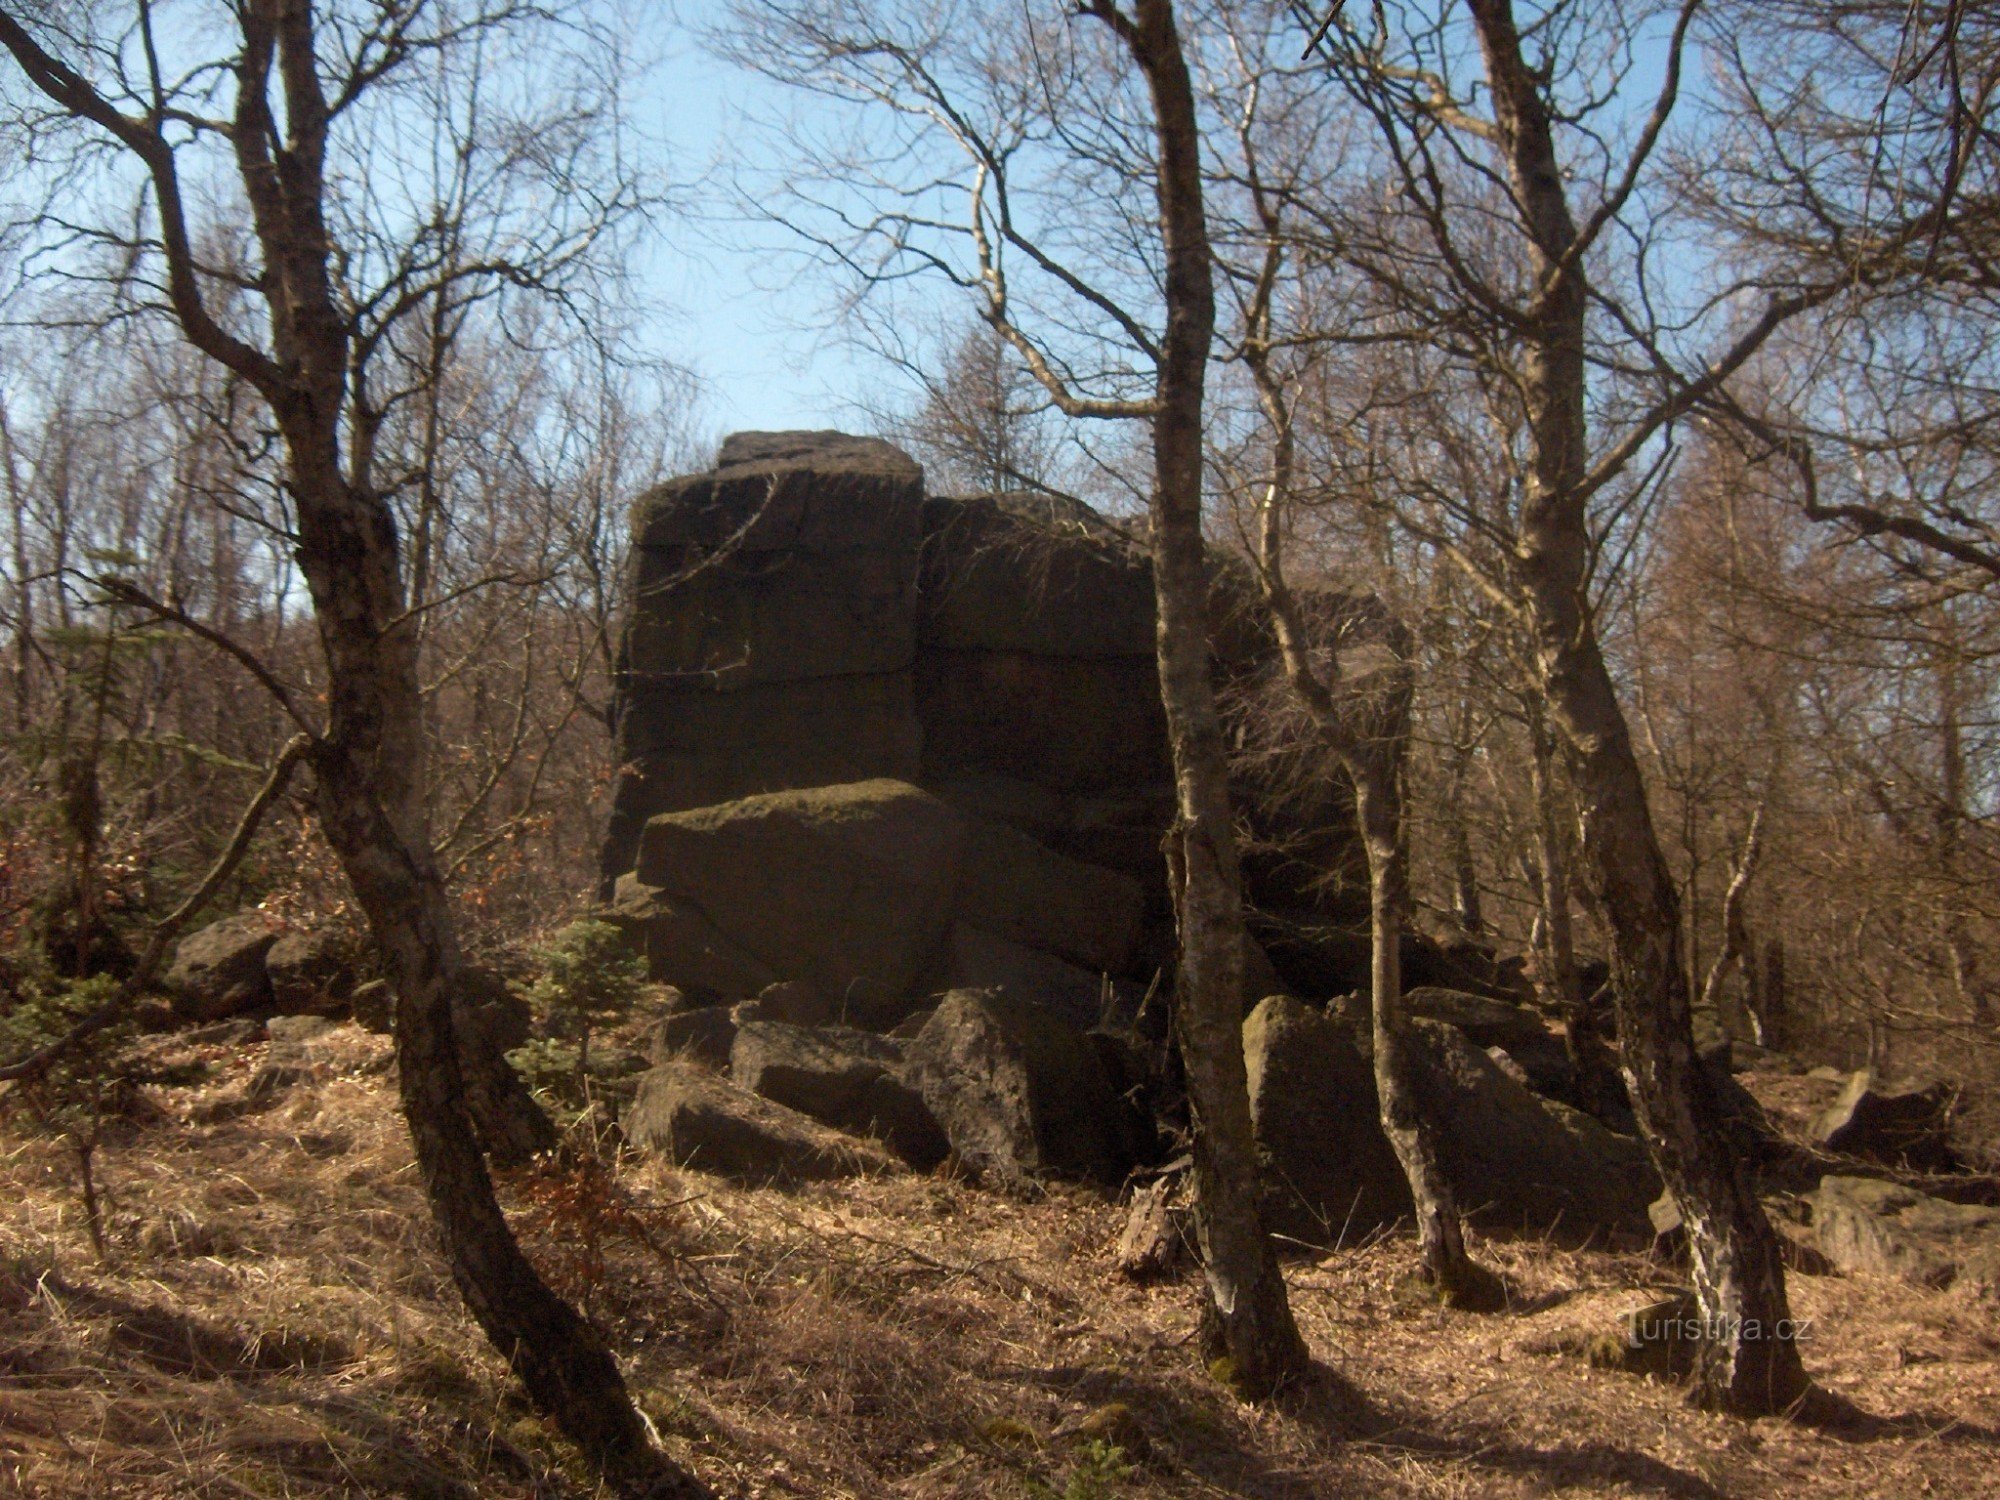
[624,1061,897,1184]
[1810,1175,2000,1290]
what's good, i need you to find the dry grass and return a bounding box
[1,1028,1996,1498]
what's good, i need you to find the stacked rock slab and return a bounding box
[600,432,927,888]
[602,432,1369,988]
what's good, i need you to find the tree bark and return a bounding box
[1466,0,1809,1414]
[1099,0,1307,1398]
[1353,748,1506,1310]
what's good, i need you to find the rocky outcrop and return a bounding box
[599,433,1374,999]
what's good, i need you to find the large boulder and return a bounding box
[632,779,966,1003]
[265,928,356,1016]
[730,1020,948,1168]
[1814,1072,1960,1173]
[1241,997,1659,1248]
[167,912,284,1021]
[903,988,1142,1186]
[1242,996,1412,1242]
[1810,1175,2000,1290]
[1407,1020,1659,1243]
[624,1060,896,1183]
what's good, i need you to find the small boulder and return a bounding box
[1809,1175,2000,1290]
[1814,1072,1959,1172]
[903,988,1142,1186]
[730,1020,948,1168]
[265,928,355,1015]
[624,1061,896,1183]
[167,912,283,1021]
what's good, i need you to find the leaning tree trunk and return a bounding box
[1467,0,1808,1414]
[1106,0,1307,1397]
[289,449,703,1496]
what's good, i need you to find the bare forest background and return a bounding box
[4,0,1993,1114]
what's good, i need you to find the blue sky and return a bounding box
[630,7,888,441]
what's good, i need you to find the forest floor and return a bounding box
[0,1022,1996,1499]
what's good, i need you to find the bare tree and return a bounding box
[1296,0,1835,1410]
[726,0,1309,1394]
[0,6,707,1492]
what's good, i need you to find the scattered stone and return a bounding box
[166,912,283,1021]
[903,988,1142,1186]
[730,1020,948,1168]
[1810,1175,2000,1290]
[1814,1072,1959,1172]
[624,1060,897,1183]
